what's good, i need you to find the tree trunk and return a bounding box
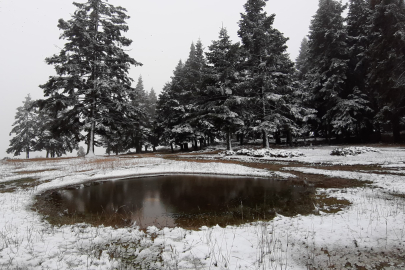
[210,136,215,145]
[87,97,96,157]
[193,139,198,151]
[135,137,142,153]
[226,130,232,151]
[392,116,401,143]
[239,133,244,145]
[262,130,269,149]
[184,143,189,151]
[261,84,269,149]
[199,138,205,149]
[287,129,292,146]
[325,121,331,145]
[375,122,382,142]
[275,131,281,145]
[26,148,29,159]
[170,142,174,153]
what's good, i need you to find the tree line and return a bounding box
[156,0,405,151]
[7,0,405,158]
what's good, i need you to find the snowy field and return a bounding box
[0,145,405,269]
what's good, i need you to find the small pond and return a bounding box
[39,175,316,229]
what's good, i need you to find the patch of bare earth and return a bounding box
[0,177,46,193]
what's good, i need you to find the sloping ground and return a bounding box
[0,145,404,269]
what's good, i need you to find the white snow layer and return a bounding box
[0,146,404,269]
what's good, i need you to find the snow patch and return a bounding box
[330,146,380,156]
[220,148,305,158]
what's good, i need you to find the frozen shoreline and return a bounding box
[1,146,404,269]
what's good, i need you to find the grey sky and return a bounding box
[0,0,348,158]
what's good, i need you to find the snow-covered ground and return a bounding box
[0,145,404,269]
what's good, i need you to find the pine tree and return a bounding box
[131,75,149,152]
[202,27,244,150]
[144,88,159,151]
[34,108,78,158]
[156,61,191,151]
[305,0,349,142]
[39,0,141,157]
[7,95,38,158]
[343,0,375,140]
[157,41,209,151]
[295,37,310,81]
[238,0,295,148]
[346,0,371,93]
[183,40,210,150]
[147,88,158,117]
[367,0,405,142]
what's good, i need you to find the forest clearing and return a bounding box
[1,144,404,269]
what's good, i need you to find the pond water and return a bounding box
[42,175,316,229]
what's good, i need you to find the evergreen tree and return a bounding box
[343,0,375,140]
[39,0,141,157]
[295,37,310,80]
[147,88,158,117]
[131,75,149,152]
[34,108,78,158]
[157,41,209,151]
[305,0,349,141]
[146,88,159,151]
[346,0,371,94]
[183,40,210,150]
[367,0,405,142]
[156,61,192,150]
[238,0,295,148]
[7,95,38,158]
[203,27,244,150]
[156,82,176,151]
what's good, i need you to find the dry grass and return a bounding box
[0,177,42,193]
[4,157,76,163]
[13,169,58,175]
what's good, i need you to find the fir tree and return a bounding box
[367,0,405,142]
[131,75,149,152]
[146,88,159,151]
[295,37,310,81]
[238,0,295,148]
[7,95,38,158]
[39,0,141,157]
[34,108,78,158]
[183,40,210,150]
[157,41,209,151]
[305,0,349,141]
[203,27,243,150]
[147,88,158,118]
[344,0,375,140]
[156,61,192,150]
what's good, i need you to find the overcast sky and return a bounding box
[0,0,348,158]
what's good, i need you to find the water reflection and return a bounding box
[46,175,316,229]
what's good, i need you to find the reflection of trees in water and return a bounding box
[158,175,316,228]
[50,175,316,229]
[60,180,146,215]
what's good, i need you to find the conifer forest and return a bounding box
[7,0,405,158]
